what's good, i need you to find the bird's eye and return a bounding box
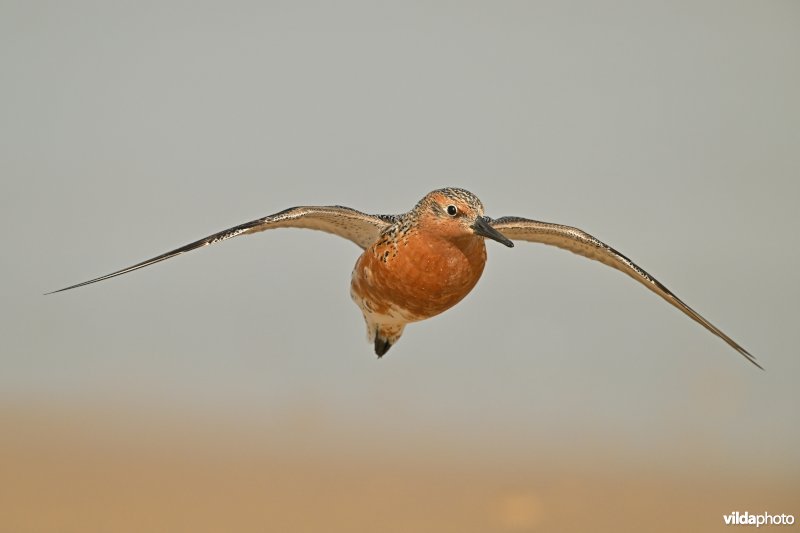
[446,205,458,216]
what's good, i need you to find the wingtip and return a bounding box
[43,283,84,295]
[738,348,764,371]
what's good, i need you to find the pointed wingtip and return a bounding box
[43,279,98,295]
[43,287,66,296]
[44,284,82,295]
[748,356,765,371]
[737,347,764,371]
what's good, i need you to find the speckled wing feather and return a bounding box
[489,216,761,369]
[47,206,391,294]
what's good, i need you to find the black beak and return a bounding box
[472,217,514,247]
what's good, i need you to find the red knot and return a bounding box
[48,187,762,368]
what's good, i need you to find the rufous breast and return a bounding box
[351,219,488,322]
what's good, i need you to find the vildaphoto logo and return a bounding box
[723,511,795,527]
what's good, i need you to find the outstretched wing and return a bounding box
[47,205,392,294]
[489,216,762,369]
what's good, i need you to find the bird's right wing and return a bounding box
[47,205,392,294]
[489,216,762,369]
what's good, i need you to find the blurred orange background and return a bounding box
[3,403,797,533]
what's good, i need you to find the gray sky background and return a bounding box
[2,0,799,478]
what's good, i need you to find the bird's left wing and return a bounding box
[47,205,392,294]
[489,216,761,369]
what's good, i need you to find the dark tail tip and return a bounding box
[374,336,392,358]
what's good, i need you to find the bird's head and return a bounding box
[414,188,513,247]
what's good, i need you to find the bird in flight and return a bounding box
[48,187,761,369]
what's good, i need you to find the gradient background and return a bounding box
[2,1,799,531]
